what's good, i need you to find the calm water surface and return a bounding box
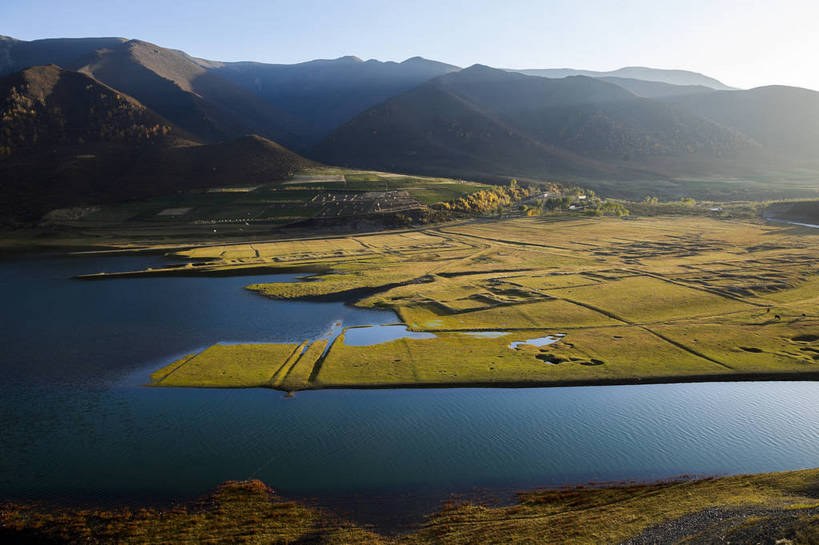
[1,255,818,505]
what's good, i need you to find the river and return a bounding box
[1,255,817,522]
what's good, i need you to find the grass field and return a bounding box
[111,215,819,391]
[3,469,818,544]
[152,343,301,388]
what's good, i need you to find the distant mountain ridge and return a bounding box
[0,35,127,75]
[597,77,714,99]
[511,66,734,90]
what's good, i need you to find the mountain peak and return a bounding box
[337,55,363,62]
[123,39,163,51]
[463,63,496,71]
[443,64,523,83]
[454,64,510,77]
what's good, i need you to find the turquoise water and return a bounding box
[1,255,818,506]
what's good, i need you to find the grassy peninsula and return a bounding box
[84,213,819,391]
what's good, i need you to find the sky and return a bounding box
[2,0,819,90]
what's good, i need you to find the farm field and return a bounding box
[108,214,819,391]
[34,168,490,234]
[0,167,499,257]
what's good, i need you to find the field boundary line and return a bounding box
[269,341,309,387]
[152,353,198,384]
[640,326,734,370]
[434,227,573,253]
[625,269,769,308]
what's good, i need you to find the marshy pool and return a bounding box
[508,333,565,349]
[767,217,819,229]
[343,324,436,346]
[1,255,819,506]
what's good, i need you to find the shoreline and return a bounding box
[147,371,819,393]
[2,469,818,542]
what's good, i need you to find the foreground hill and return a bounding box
[120,134,311,190]
[313,65,754,180]
[0,65,311,223]
[0,64,174,154]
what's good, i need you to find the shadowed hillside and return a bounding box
[0,35,126,74]
[199,55,460,147]
[0,135,311,225]
[121,134,312,190]
[0,66,311,223]
[0,64,173,155]
[0,36,458,150]
[667,85,819,159]
[313,65,754,180]
[73,40,306,146]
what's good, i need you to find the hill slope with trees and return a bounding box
[0,65,311,223]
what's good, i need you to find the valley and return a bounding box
[3,35,819,229]
[3,18,819,544]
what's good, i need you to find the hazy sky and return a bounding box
[3,0,818,90]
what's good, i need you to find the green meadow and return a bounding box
[115,215,819,391]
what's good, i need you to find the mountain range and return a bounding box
[195,54,460,148]
[2,34,819,221]
[312,65,757,180]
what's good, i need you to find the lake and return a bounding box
[1,255,818,516]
